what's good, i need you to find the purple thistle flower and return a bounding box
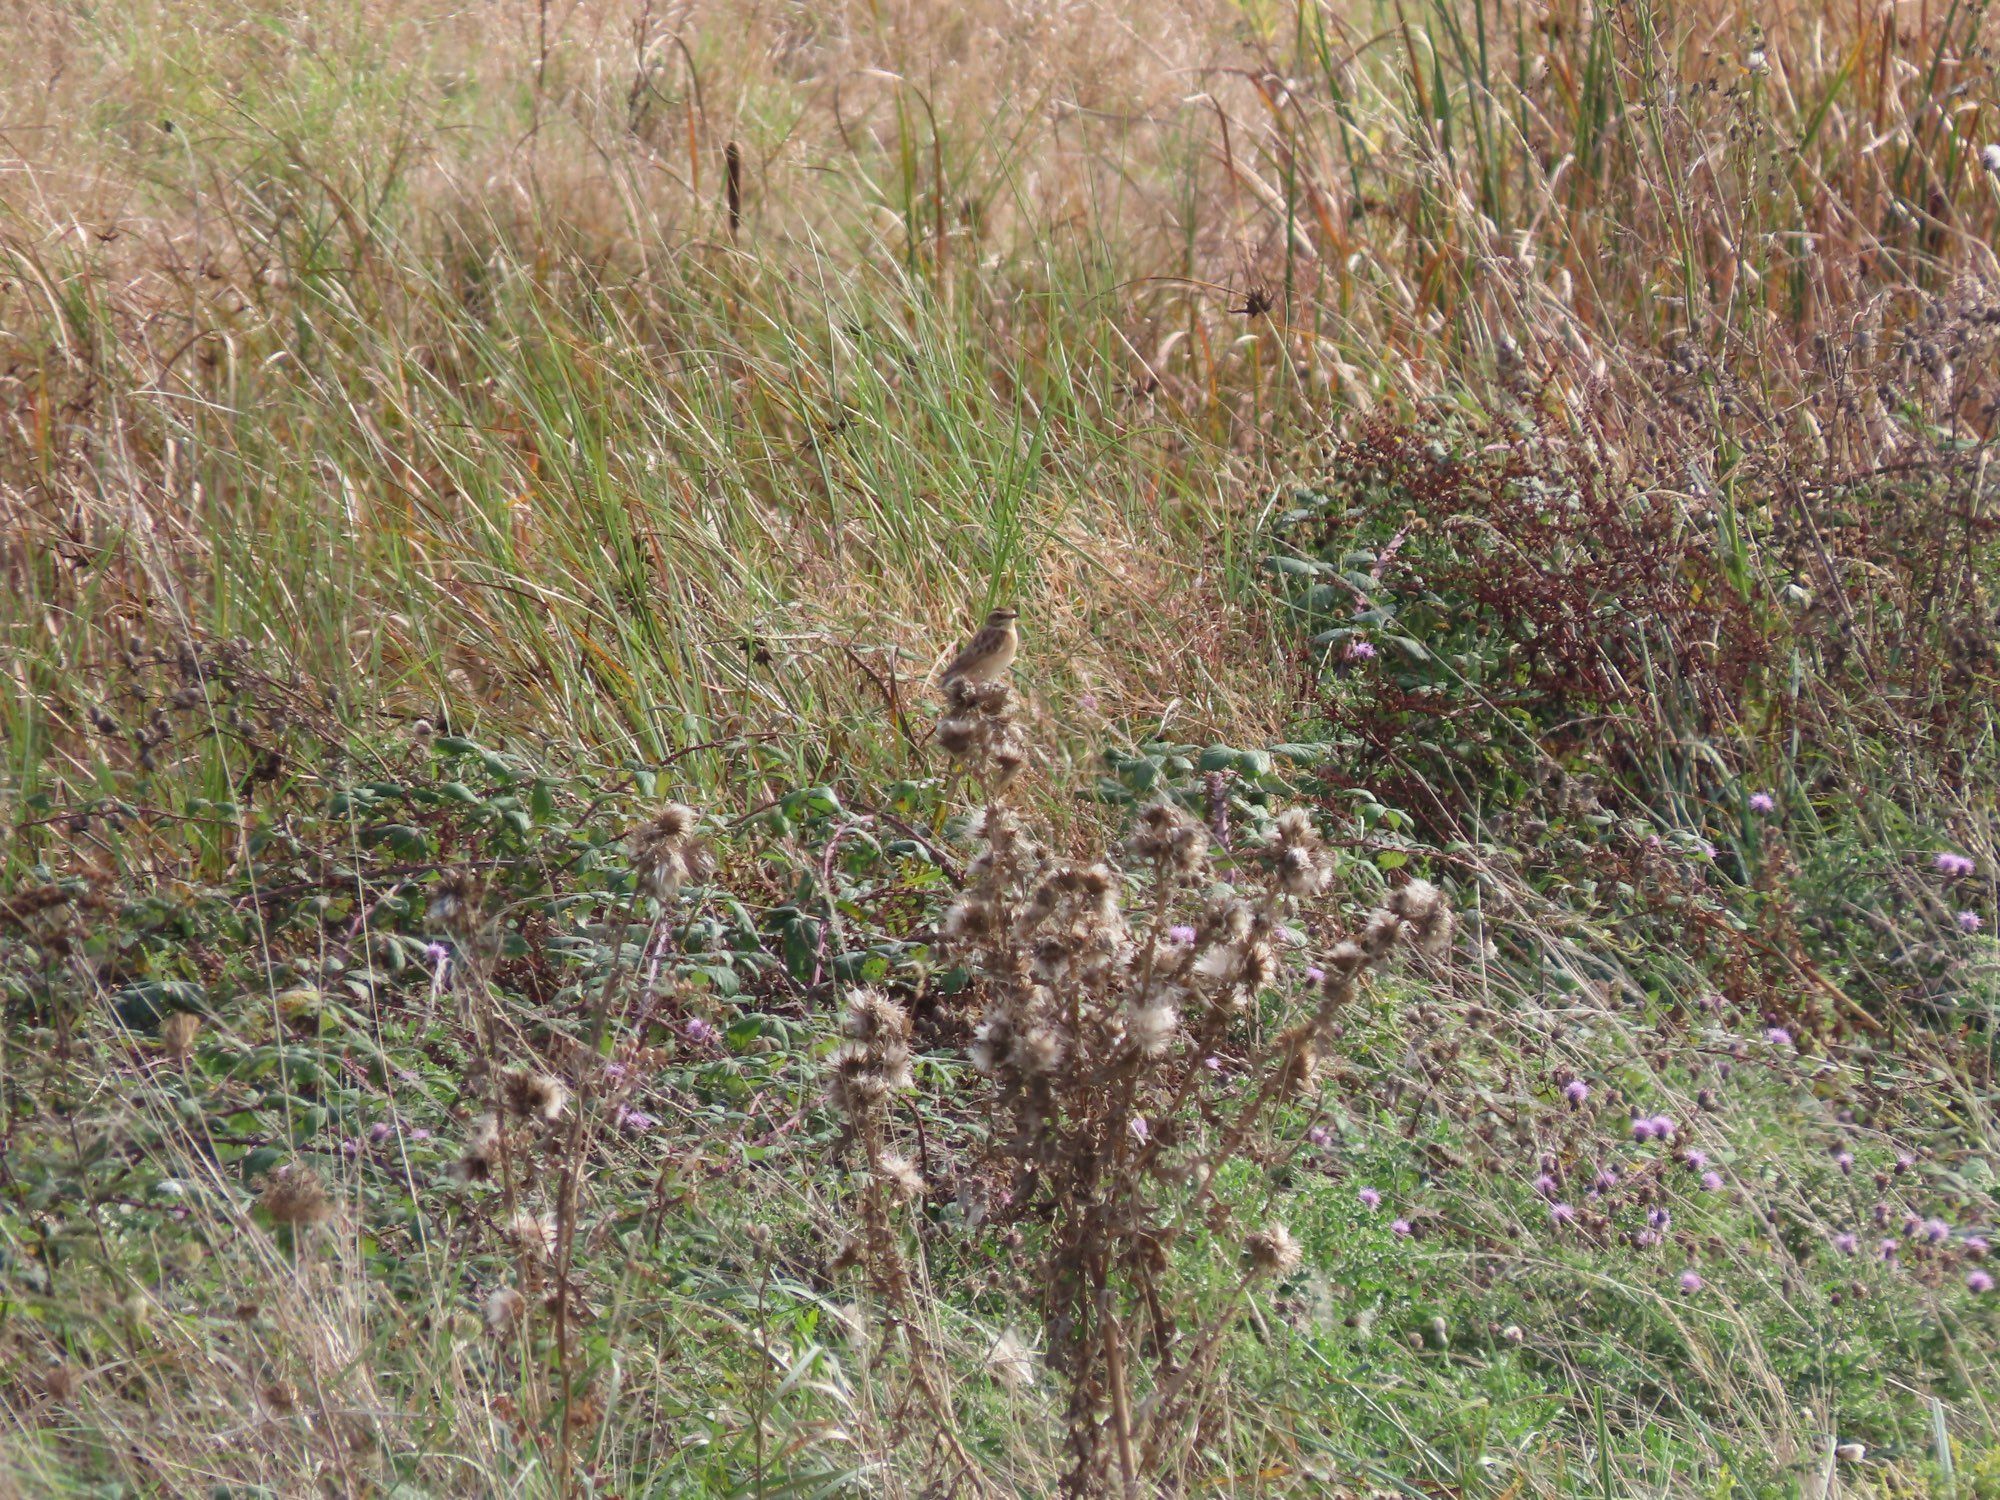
[1550,1202,1577,1226]
[1964,1237,1989,1258]
[1635,1230,1660,1248]
[1167,924,1198,947]
[1304,965,1326,985]
[1678,1270,1704,1293]
[1358,1187,1382,1210]
[1391,1218,1412,1237]
[683,1017,717,1045]
[1764,1026,1793,1047]
[1748,792,1775,814]
[1969,1270,1996,1294]
[615,1106,658,1135]
[1895,1153,1915,1173]
[1128,1116,1149,1143]
[1534,1173,1559,1198]
[1923,1218,1952,1245]
[1700,1170,1724,1192]
[1959,910,1983,934]
[1594,1170,1620,1192]
[410,1128,432,1142]
[1648,1208,1672,1230]
[1307,1125,1332,1147]
[368,1121,393,1146]
[1834,1233,1859,1255]
[1835,1151,1854,1175]
[1632,1117,1657,1143]
[1564,1079,1590,1104]
[1935,852,1977,878]
[1683,1150,1708,1170]
[1344,639,1377,662]
[1879,1239,1899,1261]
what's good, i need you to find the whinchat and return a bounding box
[940,608,1019,685]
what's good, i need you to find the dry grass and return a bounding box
[4,0,2000,1495]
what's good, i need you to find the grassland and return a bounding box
[2,0,1998,1494]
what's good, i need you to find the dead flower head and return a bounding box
[258,1164,333,1229]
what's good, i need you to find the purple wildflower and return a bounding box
[1700,1171,1724,1192]
[615,1106,658,1135]
[1128,1117,1149,1143]
[1964,1237,1989,1258]
[683,1017,717,1045]
[1923,1218,1952,1245]
[1344,639,1377,662]
[1304,965,1326,985]
[368,1122,393,1146]
[1749,792,1775,813]
[1550,1202,1577,1226]
[1564,1080,1589,1104]
[1678,1270,1703,1293]
[1970,1270,1996,1294]
[1764,1026,1793,1047]
[1959,910,1983,934]
[1534,1173,1559,1198]
[1358,1187,1382,1210]
[1307,1125,1332,1147]
[1879,1239,1899,1261]
[1392,1218,1412,1237]
[1167,924,1198,947]
[1835,1151,1854,1175]
[1834,1233,1859,1255]
[1935,852,1977,878]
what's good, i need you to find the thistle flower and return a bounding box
[453,1114,502,1182]
[258,1164,332,1228]
[1958,910,1983,934]
[1935,852,1977,878]
[502,1210,558,1260]
[1391,1218,1412,1237]
[1343,639,1377,662]
[1550,1203,1577,1226]
[1564,1079,1590,1105]
[1678,1269,1704,1293]
[1748,792,1775,813]
[1358,1186,1382,1210]
[1835,1151,1854,1175]
[1700,1171,1724,1192]
[628,803,714,899]
[875,1153,926,1202]
[1262,809,1333,895]
[1970,1270,1996,1293]
[1922,1217,1952,1245]
[484,1285,527,1336]
[1127,999,1180,1057]
[1244,1223,1303,1278]
[502,1069,569,1124]
[1764,1026,1793,1047]
[1167,924,1198,946]
[1129,802,1208,874]
[1834,1232,1859,1255]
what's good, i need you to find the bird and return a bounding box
[940,607,1019,685]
